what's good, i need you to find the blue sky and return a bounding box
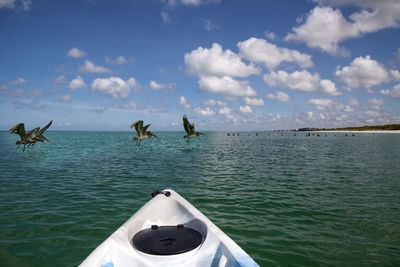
[1,0,400,131]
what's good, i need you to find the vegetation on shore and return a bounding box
[312,124,400,131]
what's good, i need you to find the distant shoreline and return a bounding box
[313,130,400,133]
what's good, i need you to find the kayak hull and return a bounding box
[80,189,258,267]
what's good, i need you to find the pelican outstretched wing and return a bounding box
[9,123,26,140]
[35,120,52,141]
[37,120,52,135]
[27,127,39,144]
[183,115,194,135]
[131,120,144,136]
[29,127,40,136]
[142,124,151,134]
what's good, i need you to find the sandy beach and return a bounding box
[314,130,400,133]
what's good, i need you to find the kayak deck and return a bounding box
[80,189,259,267]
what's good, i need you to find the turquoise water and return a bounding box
[1,131,399,266]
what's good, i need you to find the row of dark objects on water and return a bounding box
[227,133,259,136]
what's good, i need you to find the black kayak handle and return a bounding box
[151,190,171,198]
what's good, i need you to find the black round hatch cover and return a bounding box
[132,225,202,255]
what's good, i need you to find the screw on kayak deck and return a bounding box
[151,190,171,198]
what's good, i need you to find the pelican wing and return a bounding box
[148,131,158,139]
[37,120,52,135]
[29,127,40,136]
[183,115,194,135]
[143,124,151,134]
[131,120,144,136]
[9,123,26,140]
[27,127,39,143]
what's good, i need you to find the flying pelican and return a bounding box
[9,123,37,151]
[130,120,158,146]
[183,115,203,143]
[33,120,53,143]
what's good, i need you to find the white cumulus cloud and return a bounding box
[238,37,313,70]
[178,96,191,109]
[267,91,290,102]
[368,98,385,106]
[264,70,320,92]
[181,0,201,5]
[67,47,87,58]
[218,106,231,115]
[149,80,176,91]
[239,105,253,113]
[0,0,31,10]
[309,98,354,113]
[244,97,265,106]
[7,77,26,85]
[79,60,112,73]
[69,76,86,90]
[0,0,15,9]
[349,97,360,106]
[164,0,221,7]
[203,99,227,107]
[285,7,357,55]
[198,76,257,97]
[319,79,342,96]
[161,11,171,23]
[203,99,216,106]
[53,75,67,87]
[197,18,218,31]
[91,77,138,98]
[380,84,400,99]
[390,69,400,81]
[105,56,127,65]
[335,55,390,88]
[285,2,400,55]
[264,30,276,40]
[308,98,337,111]
[217,100,227,106]
[194,107,215,116]
[184,43,259,77]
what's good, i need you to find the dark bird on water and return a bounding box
[183,115,203,143]
[131,120,158,146]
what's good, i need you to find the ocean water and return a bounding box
[0,131,399,266]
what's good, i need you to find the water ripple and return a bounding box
[1,132,400,266]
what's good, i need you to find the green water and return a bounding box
[1,131,399,266]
